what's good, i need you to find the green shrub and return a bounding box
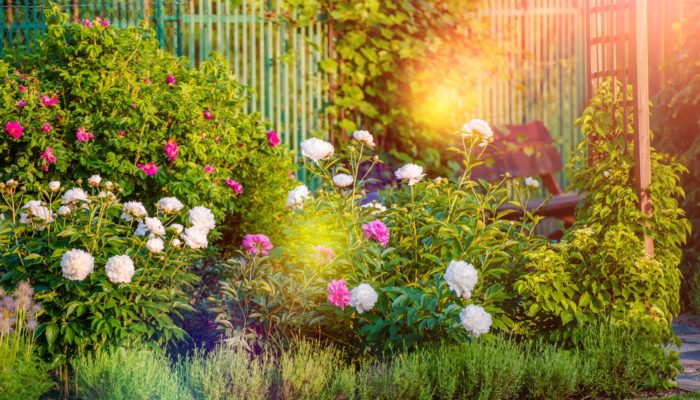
[575,323,680,398]
[279,340,344,400]
[0,7,293,246]
[322,365,357,400]
[181,345,272,400]
[73,346,190,400]
[523,341,579,400]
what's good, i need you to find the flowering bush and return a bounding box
[214,124,547,353]
[0,8,293,246]
[0,176,213,365]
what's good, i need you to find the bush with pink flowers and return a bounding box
[0,7,293,247]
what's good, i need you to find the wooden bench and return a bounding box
[471,120,583,225]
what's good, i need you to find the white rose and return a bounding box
[360,200,387,214]
[134,220,148,237]
[349,283,378,313]
[88,175,102,187]
[286,185,310,209]
[105,255,135,284]
[352,130,375,147]
[48,181,61,192]
[169,223,184,235]
[145,217,166,237]
[395,163,425,186]
[61,249,95,281]
[62,188,89,205]
[524,177,540,189]
[460,304,492,336]
[461,119,494,146]
[189,206,216,232]
[57,206,72,217]
[182,227,208,249]
[157,197,184,214]
[121,201,148,221]
[332,173,354,188]
[300,137,334,164]
[146,237,164,253]
[444,260,478,299]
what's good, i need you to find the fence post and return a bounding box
[143,0,151,26]
[154,0,165,48]
[175,0,184,56]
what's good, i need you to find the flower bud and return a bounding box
[372,155,379,162]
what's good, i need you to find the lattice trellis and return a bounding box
[585,0,653,255]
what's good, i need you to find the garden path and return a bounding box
[674,314,700,392]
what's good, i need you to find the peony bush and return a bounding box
[0,176,214,365]
[0,8,293,247]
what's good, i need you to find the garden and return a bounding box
[1,1,699,399]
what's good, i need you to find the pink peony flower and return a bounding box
[40,95,58,107]
[82,19,93,27]
[315,245,336,263]
[166,75,176,85]
[242,234,273,256]
[203,110,215,120]
[362,219,390,248]
[267,129,281,147]
[6,121,23,139]
[42,123,52,133]
[137,162,158,176]
[40,146,57,166]
[225,178,243,195]
[76,127,94,142]
[96,17,110,28]
[204,165,215,174]
[164,138,179,163]
[16,99,26,108]
[327,280,351,309]
[19,85,27,93]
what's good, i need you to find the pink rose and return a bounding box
[362,219,390,248]
[82,19,93,27]
[6,121,23,139]
[267,129,281,147]
[137,162,159,176]
[203,110,215,120]
[42,123,52,133]
[40,95,58,108]
[242,234,273,256]
[40,146,57,168]
[76,127,94,142]
[225,178,243,195]
[166,75,176,85]
[204,165,215,174]
[327,280,351,309]
[314,245,336,263]
[164,138,179,163]
[19,85,27,93]
[96,17,110,28]
[16,99,26,108]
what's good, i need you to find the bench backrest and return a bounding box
[471,120,563,186]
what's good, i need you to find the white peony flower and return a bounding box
[171,238,182,248]
[134,220,148,237]
[286,185,310,209]
[300,137,334,164]
[349,283,378,313]
[121,201,148,221]
[146,237,164,254]
[62,188,89,205]
[444,260,478,299]
[48,181,61,192]
[57,206,72,217]
[61,249,95,281]
[332,173,354,188]
[20,201,54,229]
[169,223,184,235]
[97,191,108,198]
[352,130,375,147]
[105,255,135,284]
[182,227,208,249]
[460,304,492,336]
[189,206,216,232]
[157,197,184,214]
[524,177,540,189]
[145,217,166,237]
[395,163,425,186]
[88,175,102,187]
[360,200,387,214]
[461,119,494,146]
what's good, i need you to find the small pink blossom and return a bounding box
[166,75,176,85]
[288,171,295,180]
[19,85,27,93]
[327,280,351,309]
[6,121,23,139]
[315,245,336,263]
[118,130,125,136]
[242,234,273,256]
[16,99,27,108]
[204,165,215,174]
[137,162,159,176]
[40,146,57,166]
[42,123,52,133]
[40,95,58,108]
[96,17,110,28]
[225,178,243,195]
[144,77,151,84]
[82,19,93,27]
[203,110,215,120]
[362,219,390,248]
[164,138,179,163]
[76,127,94,142]
[267,129,281,147]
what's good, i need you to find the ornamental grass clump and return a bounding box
[0,177,213,367]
